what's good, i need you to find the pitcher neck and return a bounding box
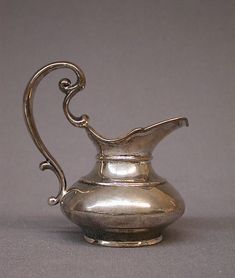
[97,154,153,163]
[79,155,165,187]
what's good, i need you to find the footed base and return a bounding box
[84,234,163,247]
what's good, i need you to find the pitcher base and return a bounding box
[84,234,163,247]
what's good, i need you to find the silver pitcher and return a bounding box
[23,61,188,247]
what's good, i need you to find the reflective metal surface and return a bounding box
[23,61,189,247]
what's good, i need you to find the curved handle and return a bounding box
[23,61,89,205]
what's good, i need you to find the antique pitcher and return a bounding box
[23,61,188,247]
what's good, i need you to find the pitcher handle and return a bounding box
[23,61,89,205]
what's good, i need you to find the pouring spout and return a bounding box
[85,117,189,159]
[139,117,189,153]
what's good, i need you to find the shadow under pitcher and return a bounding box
[23,61,189,247]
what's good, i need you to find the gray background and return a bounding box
[1,0,235,277]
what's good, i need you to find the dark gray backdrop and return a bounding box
[1,0,235,277]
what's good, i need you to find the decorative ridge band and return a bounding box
[79,179,166,187]
[97,155,153,162]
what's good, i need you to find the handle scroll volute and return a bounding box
[23,61,89,205]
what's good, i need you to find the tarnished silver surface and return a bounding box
[23,61,188,247]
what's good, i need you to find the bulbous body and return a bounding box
[23,61,188,247]
[61,181,185,247]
